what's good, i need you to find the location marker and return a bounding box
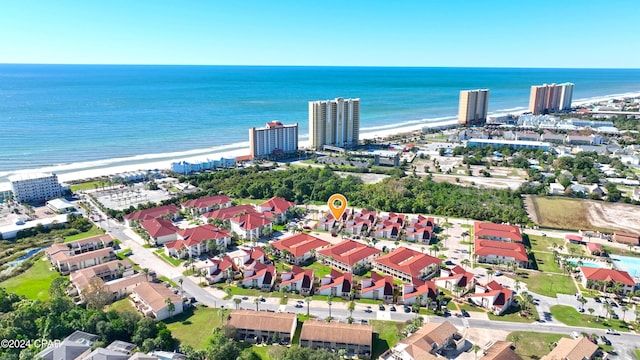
[328,194,348,221]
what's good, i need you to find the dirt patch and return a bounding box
[585,201,640,234]
[523,195,539,224]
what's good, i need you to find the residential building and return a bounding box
[317,239,381,274]
[181,195,231,215]
[45,234,115,261]
[373,247,442,283]
[240,263,276,290]
[9,172,62,203]
[230,213,272,240]
[203,204,256,221]
[405,215,435,243]
[272,233,330,265]
[300,320,373,358]
[474,222,522,243]
[164,224,231,259]
[401,280,438,306]
[481,341,522,360]
[458,89,490,126]
[131,282,183,321]
[579,266,636,294]
[46,198,76,213]
[316,269,353,298]
[77,347,131,360]
[469,281,515,315]
[36,331,100,360]
[227,246,267,270]
[549,183,565,195]
[249,121,299,158]
[258,196,296,223]
[474,239,529,268]
[386,321,464,360]
[529,83,574,115]
[434,265,476,296]
[141,218,179,246]
[360,273,394,302]
[68,259,134,294]
[467,139,552,150]
[613,232,640,246]
[279,266,314,295]
[197,256,238,284]
[123,205,180,227]
[226,310,297,344]
[540,337,598,360]
[315,214,337,231]
[373,222,402,239]
[49,247,117,275]
[309,97,360,150]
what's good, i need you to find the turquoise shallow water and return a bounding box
[1,65,639,173]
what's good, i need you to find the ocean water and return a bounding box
[1,65,640,176]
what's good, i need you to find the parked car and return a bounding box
[461,309,470,318]
[389,305,396,312]
[594,297,602,303]
[600,335,611,345]
[571,331,580,339]
[378,305,385,311]
[606,329,620,335]
[403,305,411,313]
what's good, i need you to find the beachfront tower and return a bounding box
[9,173,62,203]
[249,121,299,159]
[458,89,490,126]
[529,83,574,115]
[309,97,360,150]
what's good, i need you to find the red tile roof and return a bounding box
[280,266,314,289]
[470,281,513,308]
[203,204,256,220]
[580,267,635,286]
[124,205,180,221]
[235,154,254,162]
[272,233,330,258]
[140,218,178,238]
[318,269,352,293]
[182,195,231,209]
[374,247,442,278]
[260,197,295,214]
[317,239,381,267]
[586,243,602,252]
[178,224,230,243]
[243,263,276,285]
[231,213,272,230]
[436,266,475,288]
[475,239,529,262]
[474,222,522,243]
[565,234,583,242]
[199,256,237,274]
[360,273,393,296]
[403,280,438,300]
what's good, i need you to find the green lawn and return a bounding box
[634,349,640,359]
[251,345,270,360]
[488,303,537,323]
[69,180,104,192]
[157,276,178,287]
[371,320,403,359]
[165,306,227,349]
[234,198,269,205]
[506,331,568,360]
[302,262,332,279]
[272,224,285,232]
[106,298,137,313]
[550,305,630,332]
[0,256,60,301]
[64,226,105,242]
[513,271,576,297]
[533,251,562,273]
[458,303,486,313]
[527,234,564,253]
[155,252,182,266]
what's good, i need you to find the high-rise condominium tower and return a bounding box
[249,121,299,158]
[308,97,360,150]
[529,83,574,115]
[458,89,490,126]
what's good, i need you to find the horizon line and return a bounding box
[1,62,640,70]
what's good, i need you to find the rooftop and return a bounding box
[300,319,372,345]
[272,233,330,257]
[317,239,381,267]
[226,310,296,333]
[374,247,441,277]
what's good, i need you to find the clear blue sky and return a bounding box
[1,0,638,68]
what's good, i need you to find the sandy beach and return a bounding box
[1,90,639,190]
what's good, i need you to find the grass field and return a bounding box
[371,320,403,359]
[550,305,630,332]
[527,234,564,253]
[64,226,105,242]
[106,298,137,313]
[0,257,60,301]
[530,196,620,232]
[69,180,104,192]
[302,262,332,279]
[514,271,576,297]
[635,349,640,359]
[533,252,562,273]
[251,345,269,360]
[506,331,568,360]
[487,303,537,323]
[165,306,227,349]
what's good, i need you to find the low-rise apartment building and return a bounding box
[140,218,179,245]
[50,247,117,275]
[373,247,442,283]
[317,239,381,274]
[181,195,231,215]
[316,269,353,298]
[226,310,297,344]
[272,233,329,265]
[300,320,373,358]
[131,282,183,321]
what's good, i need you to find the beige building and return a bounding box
[540,337,598,360]
[249,121,299,158]
[386,321,465,360]
[309,97,360,150]
[226,310,297,344]
[458,89,489,126]
[300,320,373,358]
[131,282,183,321]
[529,83,574,114]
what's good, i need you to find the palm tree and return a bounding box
[621,305,629,322]
[472,344,481,360]
[461,259,471,270]
[218,308,226,325]
[578,297,587,310]
[348,301,355,318]
[254,297,260,312]
[511,334,520,348]
[142,268,150,281]
[165,298,175,318]
[587,307,595,321]
[233,297,242,310]
[514,280,521,293]
[305,297,311,316]
[487,269,495,282]
[224,286,232,299]
[327,295,334,318]
[178,278,184,295]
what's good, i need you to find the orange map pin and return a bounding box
[328,194,347,221]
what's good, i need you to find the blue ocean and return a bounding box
[1,65,640,177]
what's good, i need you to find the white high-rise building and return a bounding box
[249,121,299,158]
[529,83,574,114]
[458,89,490,126]
[558,83,574,111]
[9,173,62,203]
[309,97,360,150]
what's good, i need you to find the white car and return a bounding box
[571,331,580,339]
[606,329,620,335]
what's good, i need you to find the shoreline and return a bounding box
[1,90,639,189]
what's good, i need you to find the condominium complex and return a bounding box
[249,121,299,158]
[529,83,574,115]
[9,172,62,203]
[309,97,360,150]
[458,89,490,126]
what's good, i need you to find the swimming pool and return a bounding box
[569,260,605,268]
[611,255,640,277]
